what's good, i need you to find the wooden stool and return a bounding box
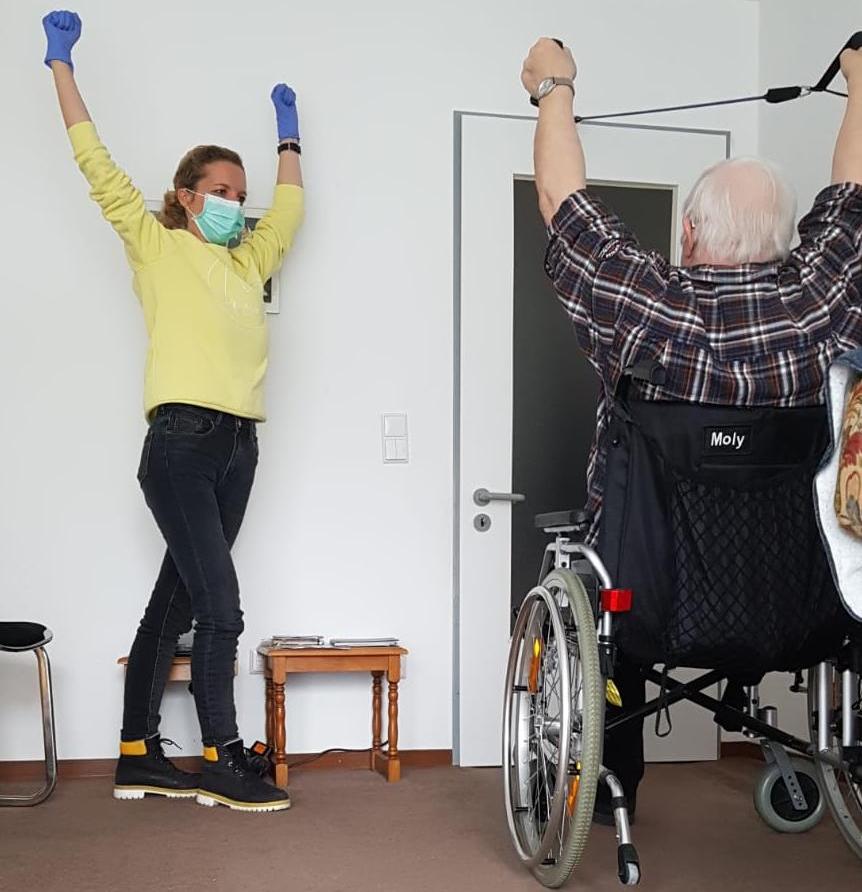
[117,654,193,681]
[116,656,239,682]
[260,646,408,788]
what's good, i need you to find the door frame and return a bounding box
[451,111,731,764]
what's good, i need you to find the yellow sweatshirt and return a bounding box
[69,121,304,421]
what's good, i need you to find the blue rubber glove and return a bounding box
[271,84,300,141]
[43,10,82,70]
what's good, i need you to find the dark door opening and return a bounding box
[511,179,675,618]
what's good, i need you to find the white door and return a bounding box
[455,112,729,766]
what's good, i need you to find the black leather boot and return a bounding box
[113,736,200,800]
[196,739,290,812]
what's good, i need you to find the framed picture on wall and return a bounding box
[144,200,280,314]
[233,207,279,314]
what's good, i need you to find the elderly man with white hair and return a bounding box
[521,39,862,824]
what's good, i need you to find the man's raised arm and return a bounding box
[832,48,862,185]
[522,39,585,225]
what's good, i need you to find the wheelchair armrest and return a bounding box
[534,508,594,531]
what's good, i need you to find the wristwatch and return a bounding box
[530,77,575,107]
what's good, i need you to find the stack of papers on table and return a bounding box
[263,635,326,650]
[328,637,399,648]
[259,636,400,651]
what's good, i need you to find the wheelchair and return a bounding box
[502,363,862,887]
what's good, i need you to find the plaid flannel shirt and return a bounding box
[545,183,862,543]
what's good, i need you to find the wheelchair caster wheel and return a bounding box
[621,863,640,886]
[617,843,641,885]
[753,758,824,833]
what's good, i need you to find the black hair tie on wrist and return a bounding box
[278,142,301,155]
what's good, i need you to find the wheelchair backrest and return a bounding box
[621,398,829,483]
[598,395,847,676]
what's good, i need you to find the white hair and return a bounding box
[682,157,797,264]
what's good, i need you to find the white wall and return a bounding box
[749,0,860,742]
[1,0,760,761]
[760,0,857,216]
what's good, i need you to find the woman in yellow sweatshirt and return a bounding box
[44,10,302,812]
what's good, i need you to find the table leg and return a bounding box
[272,678,288,788]
[371,671,383,768]
[381,674,401,782]
[387,680,400,779]
[370,658,402,782]
[265,676,274,750]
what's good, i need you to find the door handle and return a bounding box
[473,488,526,507]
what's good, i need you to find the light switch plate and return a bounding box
[382,413,409,463]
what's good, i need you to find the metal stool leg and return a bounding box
[0,647,58,806]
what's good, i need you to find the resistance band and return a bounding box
[531,32,862,121]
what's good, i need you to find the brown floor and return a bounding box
[0,760,859,892]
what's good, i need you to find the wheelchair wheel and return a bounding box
[753,758,824,833]
[503,570,603,888]
[808,667,862,858]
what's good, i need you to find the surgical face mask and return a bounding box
[185,190,245,245]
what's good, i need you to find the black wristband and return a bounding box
[278,141,301,155]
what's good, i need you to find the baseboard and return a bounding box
[720,741,764,760]
[0,749,453,781]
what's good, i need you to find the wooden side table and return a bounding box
[260,646,408,788]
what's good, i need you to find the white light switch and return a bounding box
[384,438,400,461]
[383,413,408,437]
[382,413,409,463]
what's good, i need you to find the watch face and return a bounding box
[537,77,554,98]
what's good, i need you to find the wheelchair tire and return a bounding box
[502,570,603,889]
[753,758,824,833]
[808,666,862,859]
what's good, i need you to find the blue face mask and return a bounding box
[186,190,245,245]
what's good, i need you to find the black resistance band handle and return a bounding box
[812,31,862,92]
[764,86,804,104]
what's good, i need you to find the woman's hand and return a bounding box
[271,84,300,142]
[44,10,90,128]
[43,10,82,71]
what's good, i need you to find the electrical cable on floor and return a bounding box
[288,741,389,770]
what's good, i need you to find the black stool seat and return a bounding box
[534,509,593,530]
[0,622,53,652]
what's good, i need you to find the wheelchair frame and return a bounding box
[503,519,862,888]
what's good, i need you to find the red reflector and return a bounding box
[601,588,633,613]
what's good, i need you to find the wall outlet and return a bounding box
[249,649,265,674]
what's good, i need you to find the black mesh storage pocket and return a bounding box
[666,470,842,674]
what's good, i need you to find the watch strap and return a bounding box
[529,78,575,108]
